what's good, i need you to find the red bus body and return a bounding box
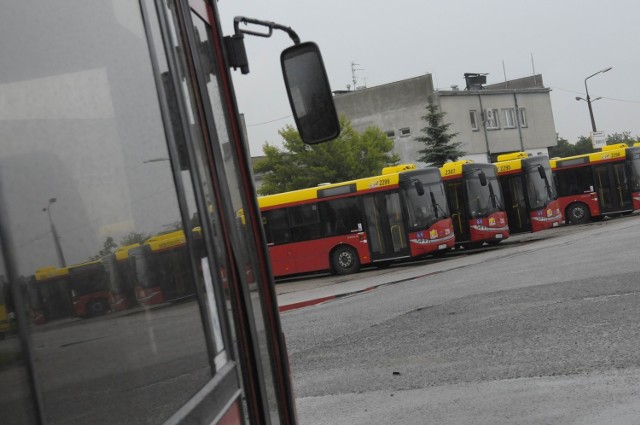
[495,153,562,234]
[441,161,510,246]
[551,144,640,224]
[260,166,455,277]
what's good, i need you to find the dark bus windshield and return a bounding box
[465,167,503,218]
[524,159,557,210]
[69,264,108,297]
[401,171,450,230]
[628,149,640,192]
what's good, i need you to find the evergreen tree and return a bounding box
[415,98,464,167]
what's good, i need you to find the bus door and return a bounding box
[501,175,530,233]
[594,164,633,213]
[363,192,411,261]
[444,181,471,243]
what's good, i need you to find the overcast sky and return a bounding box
[217,0,640,156]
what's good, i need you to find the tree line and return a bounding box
[254,102,639,196]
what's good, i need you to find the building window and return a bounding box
[519,108,528,127]
[399,127,411,137]
[485,109,500,129]
[469,110,478,131]
[385,130,395,139]
[502,108,516,128]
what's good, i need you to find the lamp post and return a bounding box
[580,67,612,132]
[43,198,66,267]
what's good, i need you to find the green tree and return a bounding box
[575,136,595,155]
[254,117,399,195]
[120,231,150,246]
[606,131,638,145]
[415,98,464,167]
[90,236,117,260]
[548,134,575,158]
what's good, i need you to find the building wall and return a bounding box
[333,75,435,165]
[333,74,557,167]
[436,88,557,159]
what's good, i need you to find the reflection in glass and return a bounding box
[0,2,214,424]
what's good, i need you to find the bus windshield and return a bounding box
[629,151,640,192]
[129,248,156,290]
[402,176,449,230]
[69,265,108,297]
[465,169,503,218]
[525,162,557,210]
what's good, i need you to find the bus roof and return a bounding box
[258,164,419,210]
[114,243,141,261]
[550,144,628,169]
[35,266,69,281]
[494,153,550,175]
[439,160,497,179]
[143,230,186,252]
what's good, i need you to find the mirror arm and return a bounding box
[225,17,301,75]
[234,16,301,45]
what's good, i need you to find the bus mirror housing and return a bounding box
[414,180,425,196]
[281,42,340,144]
[478,171,487,186]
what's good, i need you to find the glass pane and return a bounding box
[0,250,37,425]
[0,2,213,424]
[188,11,283,422]
[386,193,407,251]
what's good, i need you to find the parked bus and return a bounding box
[0,276,10,339]
[494,152,562,233]
[68,260,111,318]
[102,243,140,312]
[128,230,196,307]
[1,1,340,423]
[259,165,455,277]
[550,144,640,224]
[33,266,74,323]
[440,161,510,247]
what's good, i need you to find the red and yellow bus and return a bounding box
[32,266,74,323]
[440,161,510,247]
[259,165,455,277]
[494,152,562,233]
[68,260,111,317]
[550,144,640,224]
[34,262,112,319]
[102,243,140,312]
[0,276,10,339]
[128,230,196,306]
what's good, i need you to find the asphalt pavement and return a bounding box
[275,223,575,312]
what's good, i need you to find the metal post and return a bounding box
[583,67,612,132]
[43,198,66,267]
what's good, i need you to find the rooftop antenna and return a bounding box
[351,62,364,90]
[531,53,537,86]
[502,60,509,88]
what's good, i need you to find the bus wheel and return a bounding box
[87,299,109,317]
[331,246,360,275]
[566,203,590,224]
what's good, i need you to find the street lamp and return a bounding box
[580,67,612,132]
[43,197,66,267]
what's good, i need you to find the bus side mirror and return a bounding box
[415,180,425,196]
[281,42,340,144]
[478,171,487,186]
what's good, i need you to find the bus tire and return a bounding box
[331,245,360,275]
[566,203,590,224]
[87,299,109,317]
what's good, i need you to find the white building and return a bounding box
[333,73,557,166]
